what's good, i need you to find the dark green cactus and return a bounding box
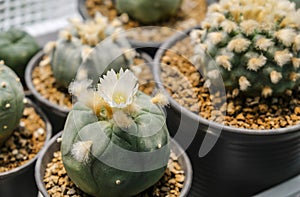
[61,69,170,197]
[115,0,183,24]
[45,13,133,89]
[0,28,40,80]
[191,0,300,97]
[0,62,25,146]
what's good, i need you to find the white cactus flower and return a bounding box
[98,68,139,109]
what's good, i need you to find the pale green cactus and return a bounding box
[61,69,170,197]
[44,12,133,89]
[0,61,25,146]
[191,0,300,97]
[115,0,183,24]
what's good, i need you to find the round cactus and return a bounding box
[45,13,133,89]
[0,61,25,146]
[191,0,300,97]
[0,28,39,80]
[61,69,170,197]
[115,0,183,24]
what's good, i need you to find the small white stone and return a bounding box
[19,121,26,127]
[37,128,45,135]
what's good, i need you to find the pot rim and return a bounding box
[77,0,168,48]
[25,51,71,116]
[35,132,193,197]
[35,131,61,197]
[153,26,300,136]
[0,97,52,180]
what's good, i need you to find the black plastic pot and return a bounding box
[25,51,154,135]
[35,131,193,197]
[25,51,70,134]
[153,28,300,196]
[0,98,52,197]
[77,0,160,57]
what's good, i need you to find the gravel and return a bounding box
[160,37,300,129]
[32,54,155,109]
[0,103,47,172]
[44,149,185,197]
[85,0,207,42]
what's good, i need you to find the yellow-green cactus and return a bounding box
[191,0,300,97]
[115,0,183,24]
[0,61,25,146]
[61,69,170,197]
[44,13,133,89]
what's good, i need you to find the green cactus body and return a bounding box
[192,0,300,97]
[115,0,183,24]
[46,14,132,89]
[49,37,83,88]
[0,63,25,146]
[61,92,170,197]
[0,28,40,79]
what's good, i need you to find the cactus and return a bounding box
[45,13,133,89]
[0,28,39,80]
[290,0,300,9]
[115,0,183,24]
[61,69,170,197]
[191,0,300,97]
[0,61,25,146]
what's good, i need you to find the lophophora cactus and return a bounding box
[0,61,25,146]
[44,12,133,89]
[0,28,39,80]
[191,0,300,97]
[61,68,170,197]
[115,0,183,24]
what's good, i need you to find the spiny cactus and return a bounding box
[191,0,300,97]
[0,61,25,146]
[0,28,39,80]
[115,0,183,24]
[44,12,133,89]
[61,68,170,197]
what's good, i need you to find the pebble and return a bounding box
[0,107,47,172]
[160,37,300,130]
[32,54,154,110]
[85,0,207,42]
[44,150,185,197]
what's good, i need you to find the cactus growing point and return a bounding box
[0,61,25,146]
[61,68,170,197]
[191,0,300,97]
[115,0,183,24]
[44,12,133,89]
